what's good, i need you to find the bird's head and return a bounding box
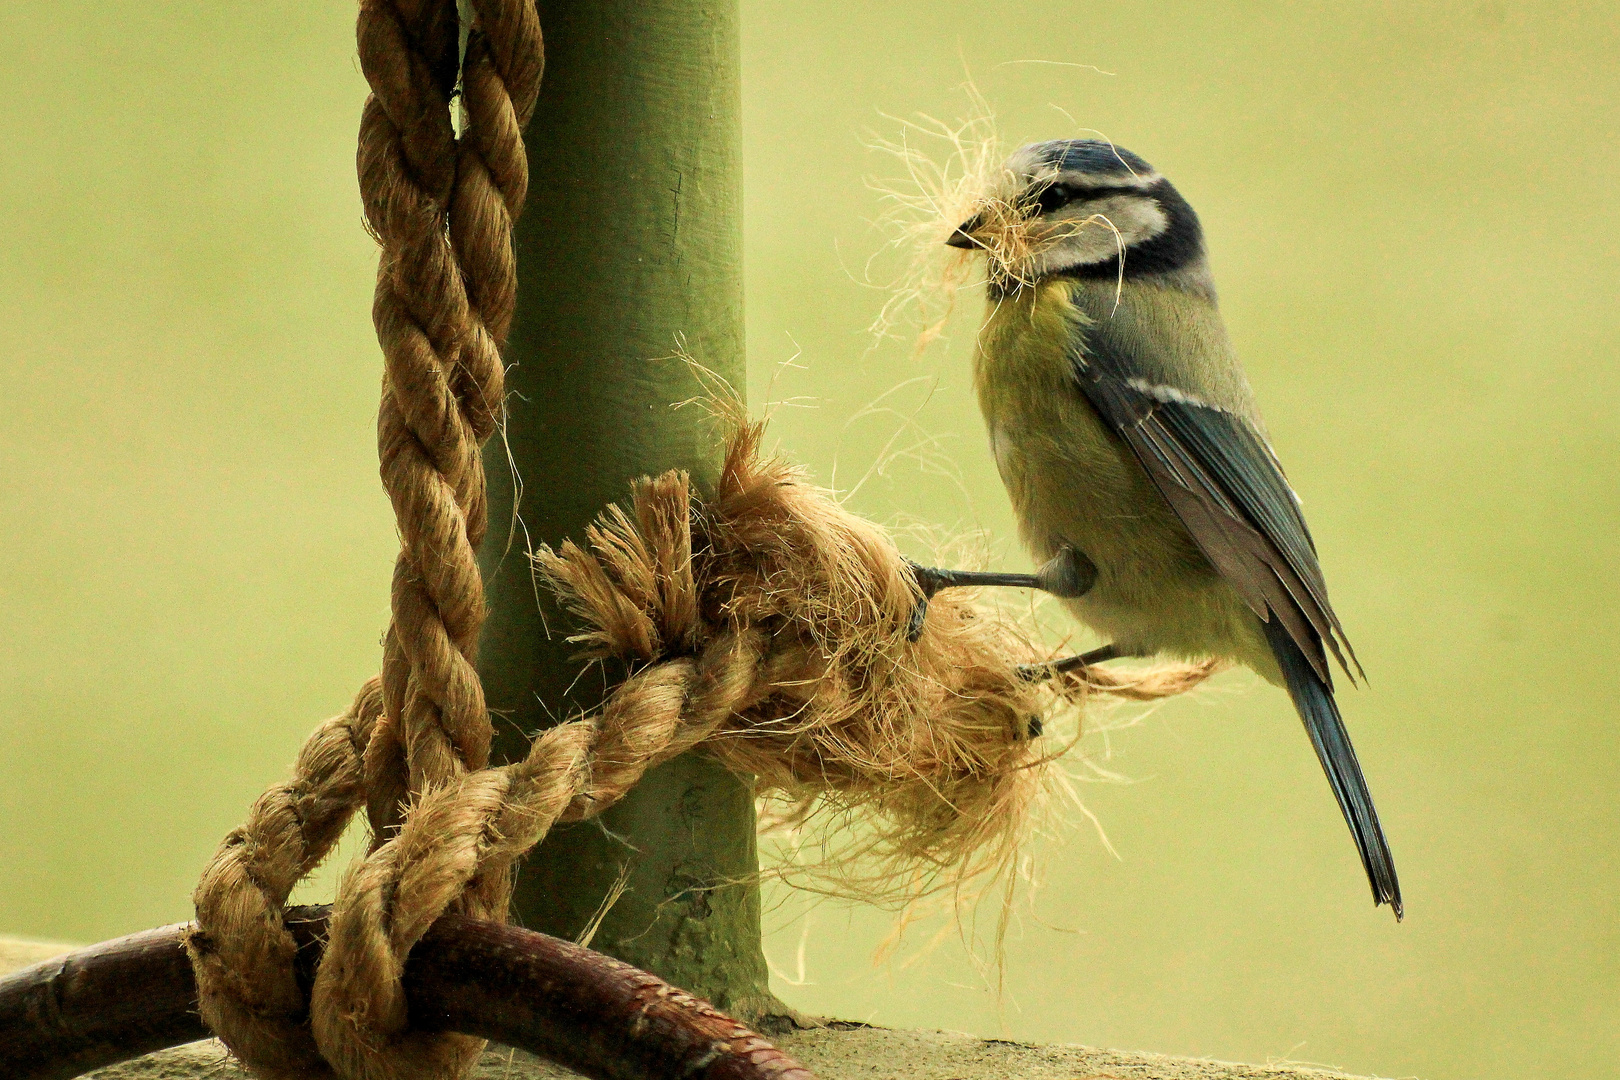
[948,139,1206,292]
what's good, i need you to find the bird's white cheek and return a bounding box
[1092,194,1168,247]
[1039,195,1169,271]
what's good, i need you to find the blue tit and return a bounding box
[917,139,1400,918]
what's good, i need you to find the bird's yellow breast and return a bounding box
[971,279,1253,659]
[973,280,1188,570]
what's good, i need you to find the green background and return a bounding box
[2,3,1615,1079]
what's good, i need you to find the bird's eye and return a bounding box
[1033,182,1078,216]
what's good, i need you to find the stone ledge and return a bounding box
[3,936,1383,1080]
[69,1031,1382,1080]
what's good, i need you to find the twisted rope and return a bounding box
[359,0,501,839]
[312,626,788,1080]
[190,424,1217,1080]
[356,0,542,938]
[323,1,545,1075]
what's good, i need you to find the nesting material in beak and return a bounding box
[863,95,1041,350]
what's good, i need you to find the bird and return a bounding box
[908,138,1402,918]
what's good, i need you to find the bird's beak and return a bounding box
[946,213,984,249]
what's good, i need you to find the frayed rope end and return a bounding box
[535,418,1221,911]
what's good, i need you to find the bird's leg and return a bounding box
[906,564,1038,641]
[1017,642,1143,681]
[906,545,1097,641]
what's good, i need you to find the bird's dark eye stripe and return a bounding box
[1032,182,1153,214]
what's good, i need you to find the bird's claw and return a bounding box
[906,593,930,642]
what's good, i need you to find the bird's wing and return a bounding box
[1068,318,1361,685]
[1065,304,1398,915]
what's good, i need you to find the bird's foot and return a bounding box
[905,546,1096,642]
[1017,642,1139,681]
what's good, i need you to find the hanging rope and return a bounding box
[313,7,547,1078]
[189,1,541,1078]
[359,0,545,835]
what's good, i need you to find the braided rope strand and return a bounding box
[449,0,542,443]
[358,0,490,845]
[308,2,546,1076]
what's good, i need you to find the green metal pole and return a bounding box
[477,0,784,1023]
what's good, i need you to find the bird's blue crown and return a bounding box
[1033,139,1156,180]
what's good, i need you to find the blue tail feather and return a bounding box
[1263,617,1403,919]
